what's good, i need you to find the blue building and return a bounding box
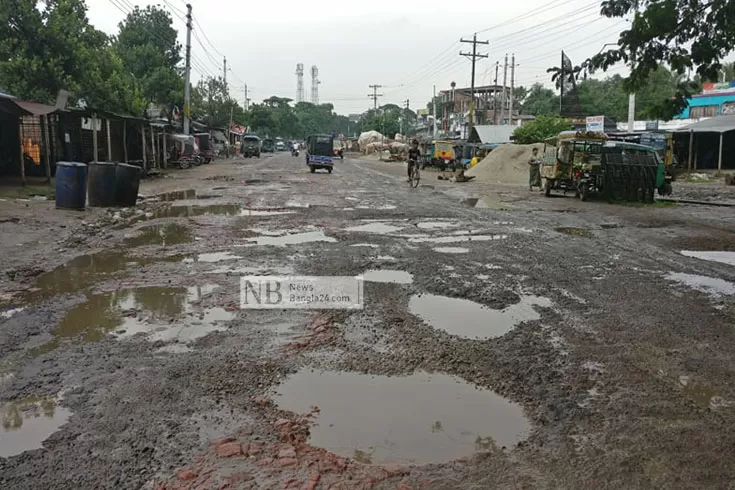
[677,82,735,119]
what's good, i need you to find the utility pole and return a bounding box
[460,33,489,136]
[368,84,383,110]
[432,85,437,138]
[183,3,192,134]
[493,62,499,124]
[560,51,565,115]
[401,98,409,136]
[223,57,227,94]
[628,0,639,131]
[509,53,516,126]
[500,54,508,125]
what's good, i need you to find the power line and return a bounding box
[192,16,226,59]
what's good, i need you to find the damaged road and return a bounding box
[1,153,735,489]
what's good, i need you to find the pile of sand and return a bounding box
[466,143,543,185]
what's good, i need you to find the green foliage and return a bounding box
[512,115,572,144]
[585,0,735,119]
[521,83,560,116]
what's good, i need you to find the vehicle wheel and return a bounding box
[310,165,315,173]
[179,161,190,170]
[645,186,655,203]
[328,168,332,174]
[664,182,673,195]
[544,179,552,197]
[580,186,589,202]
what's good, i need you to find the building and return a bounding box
[437,84,519,138]
[676,82,735,119]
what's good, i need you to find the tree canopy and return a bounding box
[512,115,572,144]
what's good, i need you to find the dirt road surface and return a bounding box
[1,154,734,490]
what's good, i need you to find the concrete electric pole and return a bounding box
[223,57,227,94]
[296,64,304,103]
[460,33,489,136]
[368,85,383,110]
[500,54,508,125]
[493,62,499,124]
[183,3,192,134]
[509,54,516,126]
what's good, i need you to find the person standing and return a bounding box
[528,147,542,191]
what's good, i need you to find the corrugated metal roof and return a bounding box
[674,115,735,133]
[468,125,515,144]
[15,100,58,116]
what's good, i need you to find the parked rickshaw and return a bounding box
[241,134,261,158]
[262,139,275,153]
[540,131,588,197]
[167,134,198,169]
[194,133,213,164]
[305,134,334,174]
[421,140,457,170]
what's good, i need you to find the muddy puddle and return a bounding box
[681,251,735,267]
[346,223,404,234]
[190,252,241,263]
[433,247,469,254]
[409,234,507,244]
[123,223,192,247]
[245,230,337,246]
[1,306,25,319]
[0,396,72,458]
[417,221,458,230]
[158,189,197,201]
[37,284,230,351]
[275,370,530,464]
[665,272,735,297]
[410,294,551,339]
[362,270,413,284]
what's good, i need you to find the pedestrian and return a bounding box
[528,147,542,191]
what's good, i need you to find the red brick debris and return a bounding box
[284,314,336,353]
[155,409,416,490]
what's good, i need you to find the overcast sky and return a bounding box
[88,0,632,114]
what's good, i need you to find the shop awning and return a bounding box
[14,100,58,116]
[675,115,735,133]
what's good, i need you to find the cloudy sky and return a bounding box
[88,0,631,114]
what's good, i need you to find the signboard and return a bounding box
[585,116,605,132]
[645,120,659,131]
[702,81,735,94]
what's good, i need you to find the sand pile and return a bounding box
[466,143,544,185]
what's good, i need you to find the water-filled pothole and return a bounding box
[362,270,413,284]
[417,221,457,229]
[246,230,337,246]
[158,189,196,201]
[275,370,530,464]
[409,294,550,339]
[433,247,469,254]
[0,396,72,458]
[409,234,507,244]
[346,223,403,234]
[681,250,735,267]
[555,227,593,238]
[191,252,241,263]
[665,272,735,298]
[123,223,192,247]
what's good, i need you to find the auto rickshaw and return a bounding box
[262,139,275,153]
[241,134,261,158]
[422,140,456,170]
[194,133,213,164]
[167,134,198,169]
[540,131,590,197]
[305,134,334,174]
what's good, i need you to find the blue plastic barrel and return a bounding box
[55,162,88,210]
[114,163,141,207]
[87,162,117,207]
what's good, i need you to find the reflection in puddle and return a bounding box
[212,265,294,275]
[665,272,735,297]
[239,209,295,216]
[0,396,72,458]
[417,221,457,230]
[433,247,469,254]
[38,284,227,351]
[409,294,551,339]
[123,223,192,247]
[409,234,507,244]
[275,370,530,464]
[681,251,735,267]
[194,252,241,263]
[362,270,413,284]
[350,243,380,248]
[1,307,25,319]
[346,223,403,234]
[246,230,337,246]
[682,382,720,409]
[158,189,196,201]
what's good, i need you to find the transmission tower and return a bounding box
[310,65,320,105]
[296,63,304,103]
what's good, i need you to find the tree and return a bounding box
[521,83,560,116]
[0,0,109,104]
[114,5,182,109]
[512,86,529,112]
[512,115,572,144]
[586,0,735,119]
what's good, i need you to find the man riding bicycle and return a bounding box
[407,139,421,182]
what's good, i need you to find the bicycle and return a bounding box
[408,159,420,188]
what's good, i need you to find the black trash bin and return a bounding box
[115,163,142,207]
[87,162,118,207]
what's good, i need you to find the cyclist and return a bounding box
[407,139,421,182]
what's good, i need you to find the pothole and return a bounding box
[275,370,530,464]
[190,252,241,263]
[346,223,403,234]
[0,396,72,458]
[680,250,735,267]
[433,247,469,254]
[245,230,337,246]
[157,189,196,201]
[35,284,229,351]
[123,223,192,247]
[409,234,507,244]
[239,209,295,216]
[409,294,551,339]
[664,272,735,298]
[417,221,458,229]
[362,270,413,284]
[1,307,25,319]
[555,227,593,238]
